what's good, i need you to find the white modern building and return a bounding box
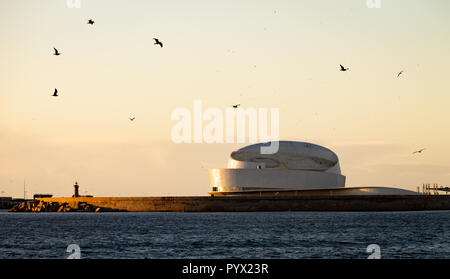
[208,141,418,196]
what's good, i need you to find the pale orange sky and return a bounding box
[1,0,450,197]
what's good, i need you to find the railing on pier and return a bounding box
[419,183,450,195]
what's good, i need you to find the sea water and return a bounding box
[0,210,448,259]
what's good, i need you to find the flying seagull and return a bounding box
[339,64,349,71]
[153,38,163,48]
[412,148,426,154]
[87,19,95,25]
[232,104,240,109]
[129,117,135,121]
[397,70,404,78]
[53,48,61,56]
[52,88,58,97]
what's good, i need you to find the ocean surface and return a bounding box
[0,210,449,259]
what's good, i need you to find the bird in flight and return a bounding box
[53,48,61,56]
[87,19,95,25]
[129,117,135,121]
[397,70,404,78]
[232,104,240,109]
[339,64,349,71]
[52,88,58,97]
[153,38,163,48]
[412,148,426,154]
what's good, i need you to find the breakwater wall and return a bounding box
[23,195,450,212]
[9,200,124,212]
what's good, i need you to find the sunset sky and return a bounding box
[1,0,450,197]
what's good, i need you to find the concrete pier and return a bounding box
[34,195,450,212]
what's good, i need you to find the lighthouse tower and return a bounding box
[73,182,80,197]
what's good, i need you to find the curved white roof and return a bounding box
[228,141,341,174]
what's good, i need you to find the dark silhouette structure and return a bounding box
[73,182,80,197]
[72,182,93,198]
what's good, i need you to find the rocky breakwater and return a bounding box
[9,200,124,212]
